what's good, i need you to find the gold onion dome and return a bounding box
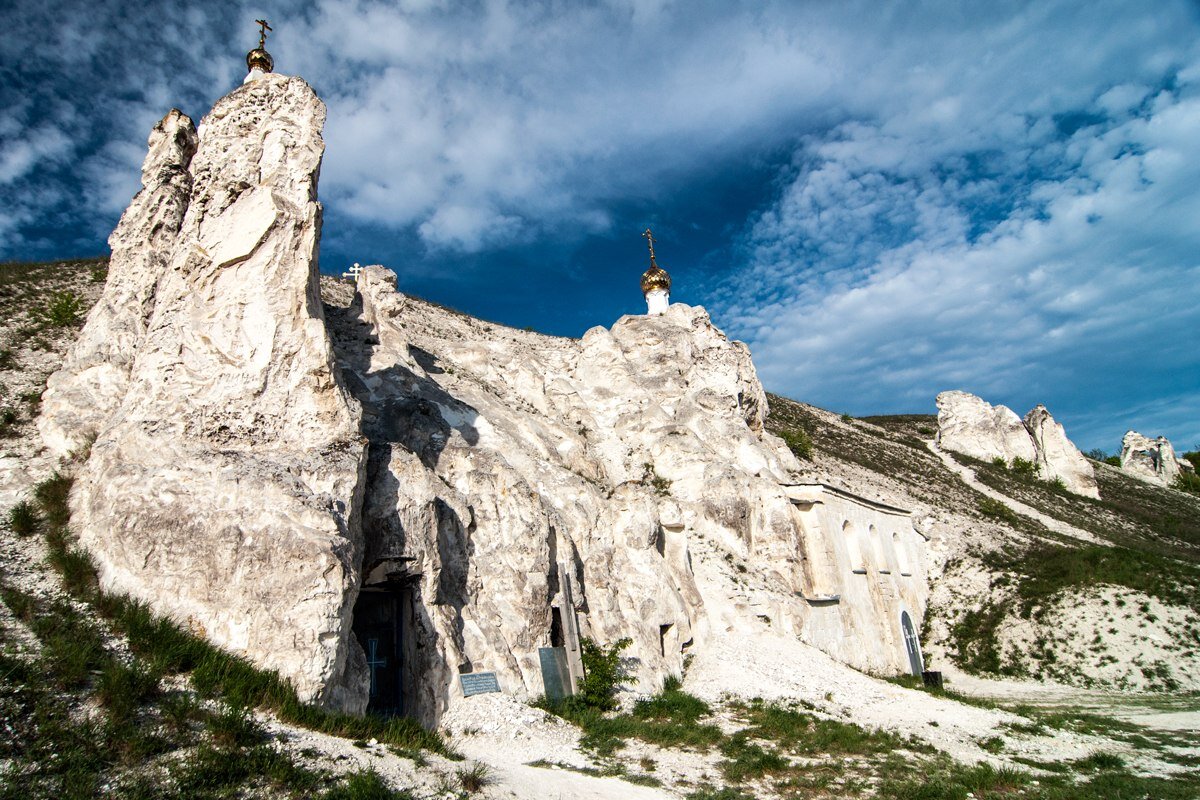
[640,228,671,294]
[641,263,671,294]
[246,19,274,73]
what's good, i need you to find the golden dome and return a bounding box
[640,227,672,295]
[641,264,671,294]
[246,47,274,73]
[246,19,274,74]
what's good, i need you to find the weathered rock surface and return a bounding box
[936,391,1037,464]
[43,74,369,711]
[38,110,197,457]
[936,391,1098,498]
[326,267,930,725]
[1023,405,1100,499]
[1121,431,1182,486]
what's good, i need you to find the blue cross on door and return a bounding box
[366,638,387,697]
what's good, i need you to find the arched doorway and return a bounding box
[900,610,924,676]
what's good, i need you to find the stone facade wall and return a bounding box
[788,484,928,675]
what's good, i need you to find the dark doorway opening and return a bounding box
[900,610,924,676]
[352,586,414,717]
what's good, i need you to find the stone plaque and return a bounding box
[539,646,572,701]
[459,671,501,697]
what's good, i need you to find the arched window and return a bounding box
[844,520,866,573]
[894,532,912,576]
[869,525,889,573]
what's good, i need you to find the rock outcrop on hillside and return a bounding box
[1023,404,1099,498]
[935,391,1037,465]
[1121,431,1182,486]
[40,75,369,711]
[935,391,1098,498]
[39,110,197,457]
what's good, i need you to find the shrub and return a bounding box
[0,406,17,436]
[978,497,1019,525]
[37,290,84,327]
[207,704,266,749]
[34,472,74,526]
[719,732,788,781]
[321,770,413,799]
[96,660,160,725]
[1104,455,1121,467]
[8,500,40,536]
[780,427,813,460]
[1173,471,1200,495]
[1009,457,1039,479]
[574,637,634,711]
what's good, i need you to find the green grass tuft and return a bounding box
[8,499,40,536]
[320,769,413,799]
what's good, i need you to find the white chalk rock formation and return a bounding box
[39,110,197,457]
[325,267,930,726]
[43,72,935,727]
[1121,431,1181,486]
[935,391,1038,464]
[1023,405,1100,499]
[936,391,1098,498]
[45,74,369,711]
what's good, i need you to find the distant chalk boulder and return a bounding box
[1120,431,1182,486]
[935,391,1099,498]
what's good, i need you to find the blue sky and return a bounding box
[2,1,1198,454]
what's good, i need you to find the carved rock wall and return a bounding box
[42,75,935,725]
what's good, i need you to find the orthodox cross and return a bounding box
[343,263,364,281]
[642,228,657,264]
[365,638,386,697]
[255,18,272,48]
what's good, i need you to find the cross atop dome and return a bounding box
[245,18,274,82]
[640,228,671,315]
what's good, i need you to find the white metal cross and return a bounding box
[343,262,364,281]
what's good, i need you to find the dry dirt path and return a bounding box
[925,440,1101,544]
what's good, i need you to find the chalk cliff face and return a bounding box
[326,268,929,725]
[935,391,1038,465]
[936,391,1098,498]
[1023,404,1099,499]
[43,74,369,711]
[41,74,931,724]
[1121,431,1182,486]
[39,110,197,457]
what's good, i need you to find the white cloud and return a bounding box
[717,60,1200,449]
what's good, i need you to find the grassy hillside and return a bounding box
[765,392,1200,691]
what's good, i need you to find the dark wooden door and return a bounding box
[352,590,402,716]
